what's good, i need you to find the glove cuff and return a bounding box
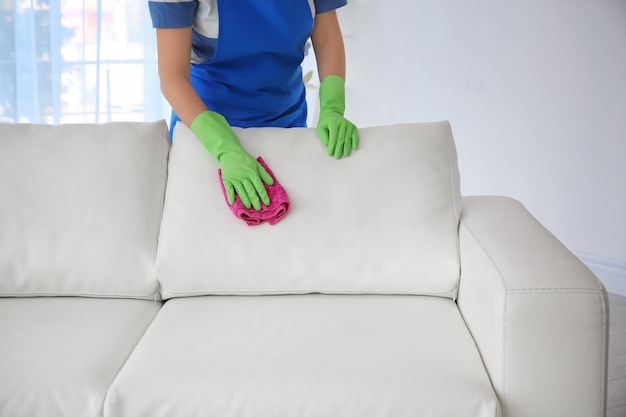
[319,75,346,116]
[190,110,243,160]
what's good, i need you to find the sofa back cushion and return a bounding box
[157,122,462,299]
[0,121,169,299]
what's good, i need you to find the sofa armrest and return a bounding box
[457,196,609,417]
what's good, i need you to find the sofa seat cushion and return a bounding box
[104,295,500,417]
[0,297,162,417]
[0,121,169,299]
[157,122,462,299]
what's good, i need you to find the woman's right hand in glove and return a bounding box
[191,110,273,211]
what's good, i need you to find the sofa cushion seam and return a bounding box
[459,218,510,402]
[506,287,604,293]
[101,302,164,417]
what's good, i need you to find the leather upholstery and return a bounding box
[0,121,169,299]
[157,122,462,299]
[0,121,608,417]
[105,295,500,417]
[457,196,608,417]
[0,297,162,417]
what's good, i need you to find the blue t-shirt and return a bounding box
[148,0,347,63]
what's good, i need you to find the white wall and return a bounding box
[337,0,626,290]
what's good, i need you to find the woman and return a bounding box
[149,0,359,211]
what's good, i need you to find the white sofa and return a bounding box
[0,120,608,417]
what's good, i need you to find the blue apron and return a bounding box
[171,0,313,136]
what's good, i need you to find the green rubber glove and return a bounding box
[316,75,359,159]
[191,111,274,211]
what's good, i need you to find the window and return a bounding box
[1,0,321,126]
[0,0,167,124]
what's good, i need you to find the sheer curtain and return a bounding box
[0,0,168,124]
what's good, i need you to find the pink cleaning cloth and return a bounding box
[218,157,291,226]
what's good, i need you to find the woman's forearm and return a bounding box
[156,27,208,127]
[311,10,346,81]
[160,76,208,127]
